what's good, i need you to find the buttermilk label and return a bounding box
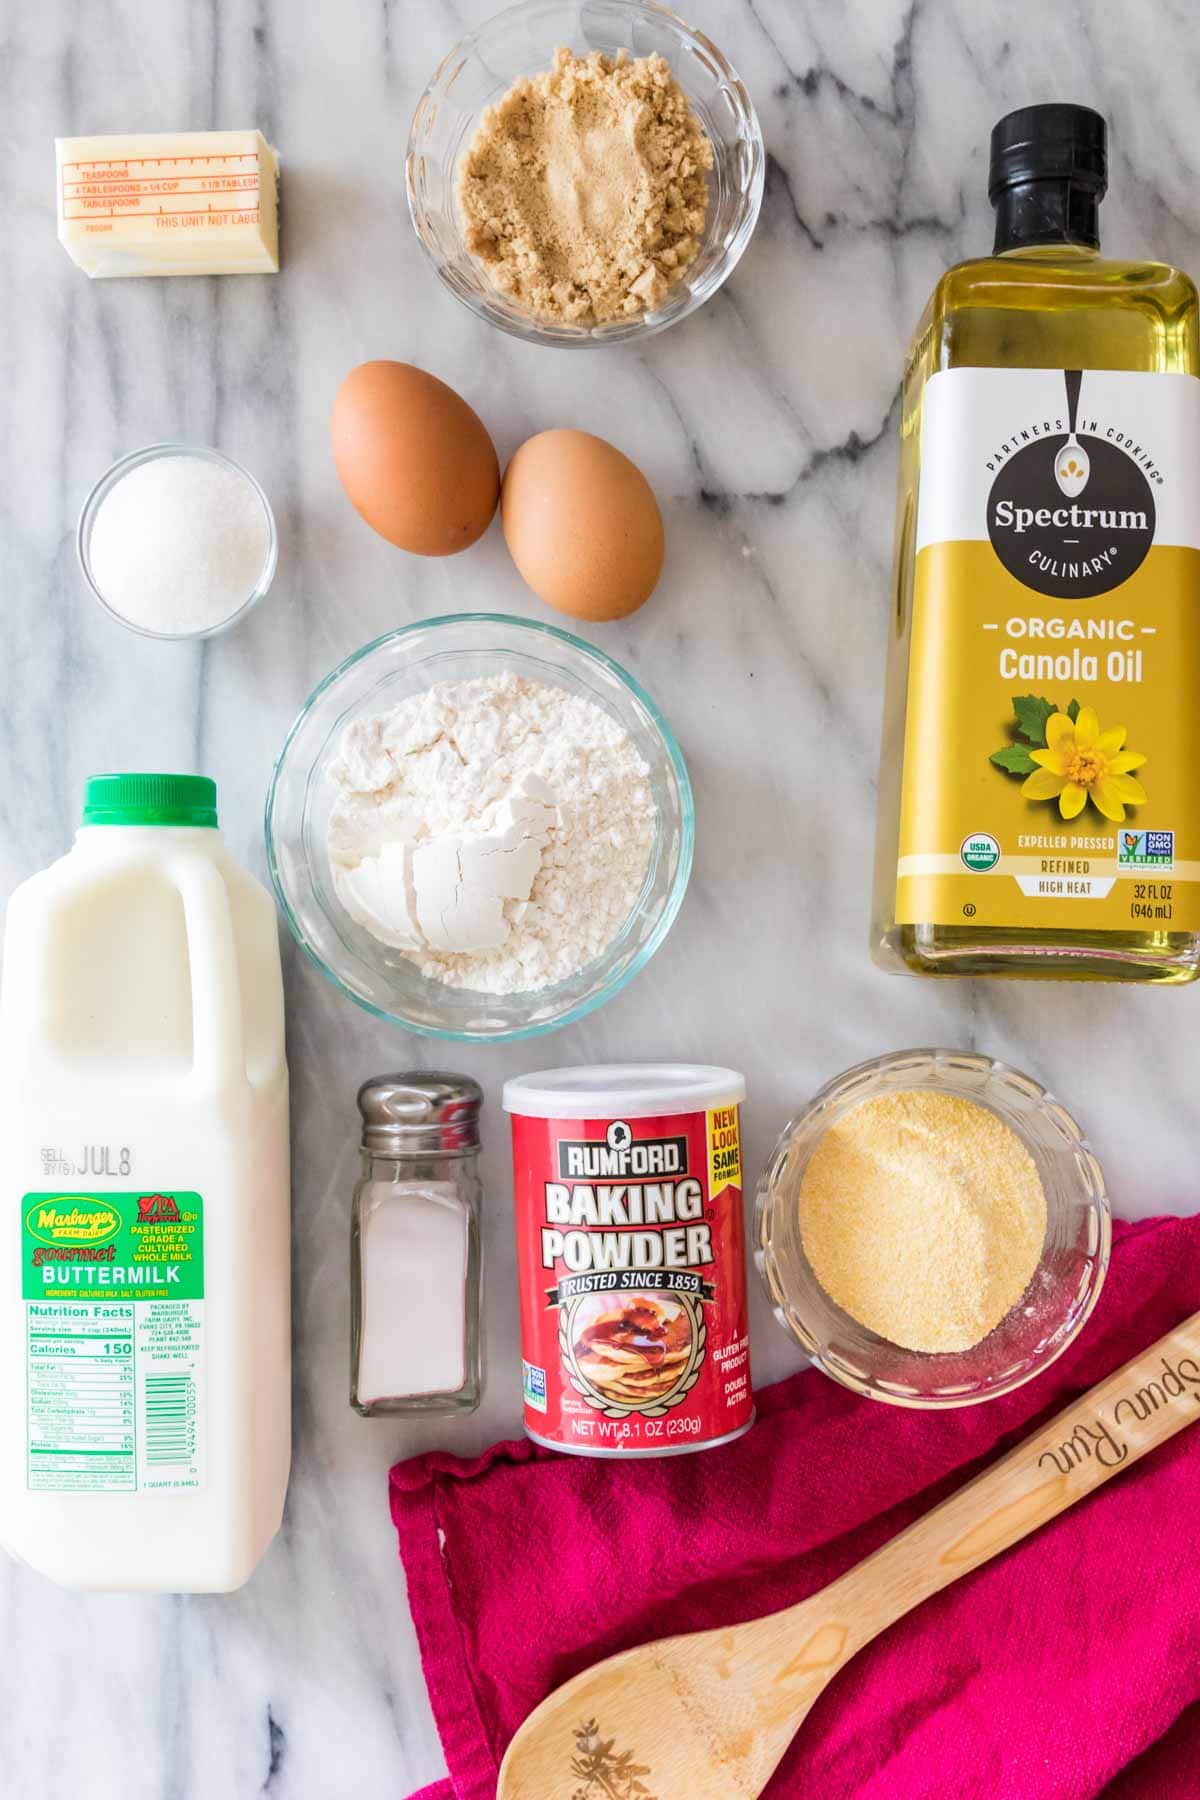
[20,1190,206,1495]
[896,366,1200,933]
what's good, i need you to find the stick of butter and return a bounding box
[56,130,280,278]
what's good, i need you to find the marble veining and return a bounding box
[2,2,1199,1794]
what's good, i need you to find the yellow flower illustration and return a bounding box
[1021,706,1147,822]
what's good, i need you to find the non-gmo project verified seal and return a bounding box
[1117,830,1174,870]
[523,1360,547,1413]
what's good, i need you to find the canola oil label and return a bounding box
[21,1190,205,1494]
[896,367,1200,931]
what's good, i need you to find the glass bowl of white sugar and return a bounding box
[266,614,694,1041]
[77,443,277,641]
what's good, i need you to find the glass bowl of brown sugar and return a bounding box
[406,0,764,346]
[755,1049,1112,1409]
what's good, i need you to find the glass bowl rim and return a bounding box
[404,0,766,348]
[756,1046,1114,1409]
[76,441,278,642]
[264,610,696,1043]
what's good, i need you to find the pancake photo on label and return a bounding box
[571,1293,693,1408]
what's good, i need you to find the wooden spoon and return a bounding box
[498,1308,1200,1799]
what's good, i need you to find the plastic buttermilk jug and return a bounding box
[0,774,290,1591]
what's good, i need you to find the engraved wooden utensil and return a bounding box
[498,1309,1200,1799]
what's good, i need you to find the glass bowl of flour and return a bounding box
[266,614,694,1041]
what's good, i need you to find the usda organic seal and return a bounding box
[961,833,1001,872]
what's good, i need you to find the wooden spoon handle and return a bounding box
[836,1308,1200,1648]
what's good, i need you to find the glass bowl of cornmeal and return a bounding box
[756,1049,1111,1408]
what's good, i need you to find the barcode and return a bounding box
[143,1374,195,1465]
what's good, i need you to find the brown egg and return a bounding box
[501,430,664,621]
[331,361,499,556]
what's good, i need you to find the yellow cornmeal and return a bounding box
[799,1090,1047,1354]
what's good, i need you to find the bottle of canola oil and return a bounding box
[0,775,290,1590]
[872,104,1200,981]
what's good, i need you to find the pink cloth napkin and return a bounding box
[391,1215,1200,1799]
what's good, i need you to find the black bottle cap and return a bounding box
[988,104,1107,203]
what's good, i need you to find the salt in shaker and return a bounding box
[351,1073,483,1416]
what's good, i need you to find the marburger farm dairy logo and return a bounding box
[987,369,1158,598]
[25,1196,120,1246]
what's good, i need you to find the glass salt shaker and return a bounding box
[351,1073,483,1417]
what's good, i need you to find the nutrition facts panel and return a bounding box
[58,151,263,225]
[26,1301,137,1492]
[24,1296,204,1494]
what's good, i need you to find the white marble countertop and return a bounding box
[3,1,1199,1794]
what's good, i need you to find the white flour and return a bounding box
[327,673,657,994]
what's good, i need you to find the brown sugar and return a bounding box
[457,48,714,325]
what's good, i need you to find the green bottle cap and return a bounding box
[82,773,218,828]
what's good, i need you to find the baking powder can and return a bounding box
[503,1065,753,1458]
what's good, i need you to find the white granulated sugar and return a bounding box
[327,673,657,994]
[87,454,271,637]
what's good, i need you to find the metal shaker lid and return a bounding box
[357,1072,483,1155]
